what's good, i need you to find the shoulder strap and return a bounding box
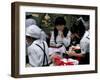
[35,42,49,66]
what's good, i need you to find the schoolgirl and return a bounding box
[49,17,71,57]
[68,17,90,64]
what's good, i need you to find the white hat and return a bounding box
[26,25,46,40]
[25,18,37,27]
[26,25,41,39]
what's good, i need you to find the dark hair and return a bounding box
[71,20,85,40]
[54,17,66,26]
[54,27,68,43]
[54,17,68,43]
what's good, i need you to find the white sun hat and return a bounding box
[26,24,47,40]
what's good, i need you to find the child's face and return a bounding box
[26,36,34,46]
[71,33,80,40]
[56,25,64,31]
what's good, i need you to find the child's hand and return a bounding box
[67,50,76,57]
[60,31,64,38]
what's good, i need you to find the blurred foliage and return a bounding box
[26,12,88,35]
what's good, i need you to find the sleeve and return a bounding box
[50,31,56,46]
[80,38,89,54]
[62,31,71,47]
[28,45,41,67]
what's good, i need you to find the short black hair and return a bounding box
[54,17,66,26]
[71,20,85,38]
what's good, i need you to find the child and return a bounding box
[26,24,51,67]
[49,17,71,58]
[68,17,90,64]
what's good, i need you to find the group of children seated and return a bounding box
[26,16,90,67]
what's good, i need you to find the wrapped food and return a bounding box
[52,55,64,66]
[52,55,79,66]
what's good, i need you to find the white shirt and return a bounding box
[27,40,50,67]
[80,30,90,54]
[50,31,71,47]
